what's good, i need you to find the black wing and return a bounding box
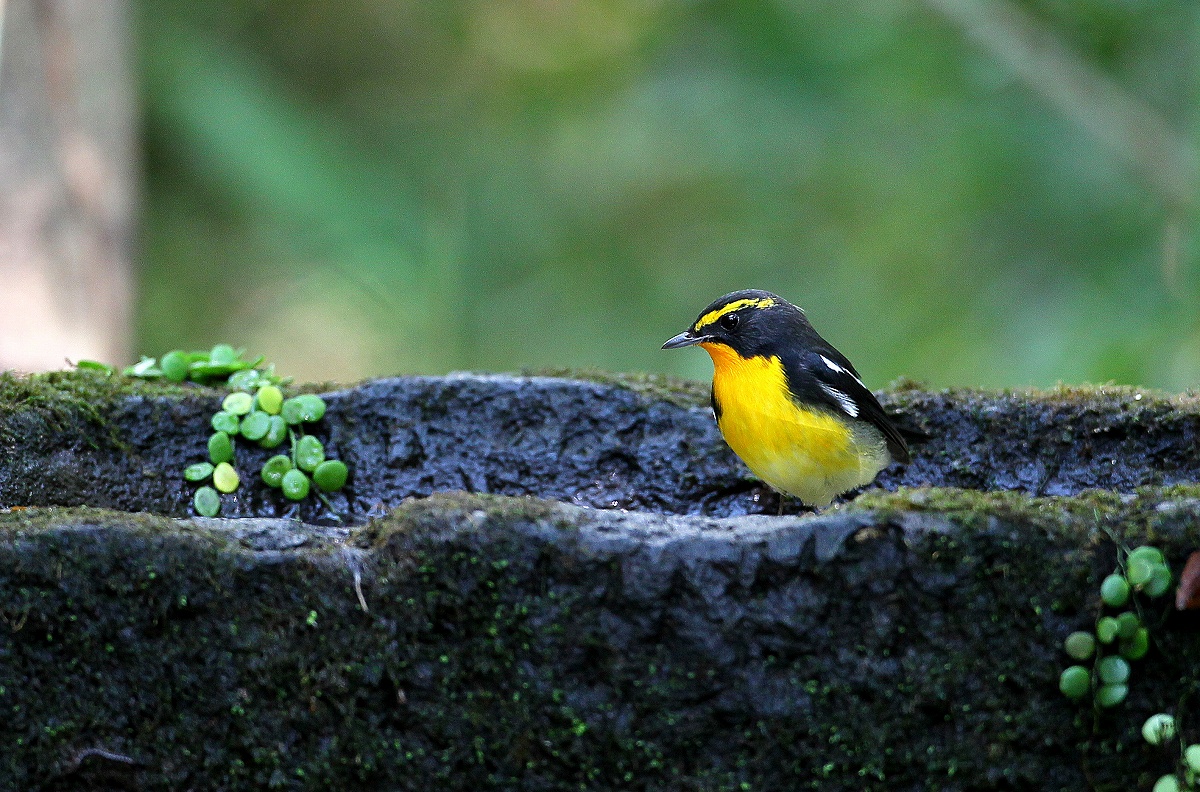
[785,346,911,464]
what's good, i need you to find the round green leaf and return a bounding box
[240,411,270,441]
[1143,714,1177,746]
[213,462,240,494]
[188,361,243,381]
[211,411,239,435]
[226,369,261,391]
[161,350,189,382]
[1096,616,1120,644]
[1099,574,1130,607]
[1115,611,1141,640]
[1127,555,1154,588]
[208,432,234,465]
[1119,627,1150,661]
[194,486,220,517]
[295,435,325,472]
[1063,632,1094,661]
[1097,656,1130,686]
[1185,744,1200,773]
[1096,683,1127,708]
[76,359,115,376]
[222,391,254,416]
[260,415,288,448]
[281,397,306,425]
[1128,545,1166,568]
[295,394,326,422]
[1153,774,1181,792]
[261,455,292,488]
[209,344,238,365]
[184,462,214,482]
[1059,666,1090,700]
[257,385,284,415]
[124,357,161,377]
[281,469,310,501]
[1145,564,1172,598]
[313,460,348,492]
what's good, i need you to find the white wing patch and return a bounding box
[820,383,859,418]
[819,354,866,389]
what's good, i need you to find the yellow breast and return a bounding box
[702,342,889,507]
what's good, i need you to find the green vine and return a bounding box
[1058,532,1197,791]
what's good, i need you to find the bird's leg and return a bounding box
[777,493,787,516]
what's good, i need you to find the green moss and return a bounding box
[848,485,1116,526]
[522,366,709,409]
[0,370,349,441]
[0,369,196,413]
[878,380,1200,419]
[849,483,1200,542]
[357,492,569,547]
[530,369,1200,416]
[0,505,179,534]
[0,370,201,446]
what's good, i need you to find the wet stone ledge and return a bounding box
[1,371,1199,790]
[1,371,1200,520]
[1,492,1199,791]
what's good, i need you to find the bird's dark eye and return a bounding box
[719,312,740,331]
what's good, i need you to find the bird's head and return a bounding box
[662,289,806,358]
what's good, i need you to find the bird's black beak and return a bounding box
[662,331,707,350]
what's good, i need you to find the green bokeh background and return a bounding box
[136,0,1199,389]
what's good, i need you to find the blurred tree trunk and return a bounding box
[0,0,135,372]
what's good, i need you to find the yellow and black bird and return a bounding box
[663,289,909,509]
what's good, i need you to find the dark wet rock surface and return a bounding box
[2,373,1200,521]
[4,492,1199,791]
[3,372,1200,790]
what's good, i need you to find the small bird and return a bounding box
[662,289,909,509]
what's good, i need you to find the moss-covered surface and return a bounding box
[4,370,1200,790]
[3,489,1199,791]
[0,370,191,447]
[4,370,1200,522]
[524,367,710,409]
[0,368,200,411]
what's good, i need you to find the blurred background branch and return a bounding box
[922,0,1197,213]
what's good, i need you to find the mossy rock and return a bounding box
[2,371,1200,790]
[3,371,1200,520]
[2,491,1199,790]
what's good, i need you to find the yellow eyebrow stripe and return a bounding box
[694,297,776,331]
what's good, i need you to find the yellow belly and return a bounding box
[703,343,889,507]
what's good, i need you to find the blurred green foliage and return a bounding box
[137,0,1199,389]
